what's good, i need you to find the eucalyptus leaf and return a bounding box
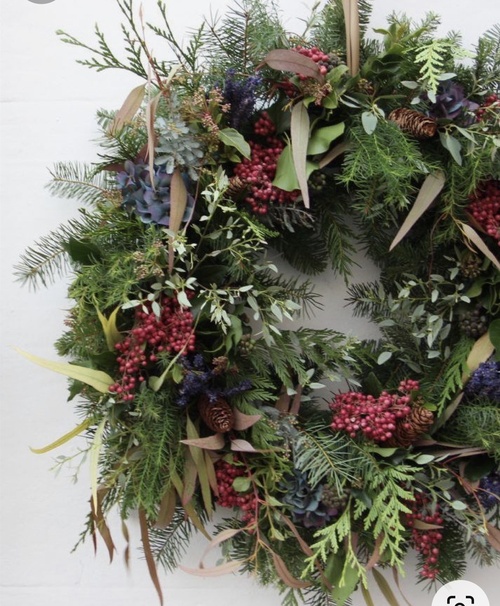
[377,351,393,364]
[16,348,114,393]
[290,102,311,208]
[361,111,378,135]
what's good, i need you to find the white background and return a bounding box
[1,1,499,605]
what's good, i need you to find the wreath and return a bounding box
[16,1,500,604]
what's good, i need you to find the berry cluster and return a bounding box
[329,380,418,443]
[215,458,258,524]
[233,112,299,214]
[294,46,330,79]
[406,492,443,580]
[277,47,342,98]
[468,180,500,246]
[458,303,489,339]
[109,296,196,401]
[476,93,500,122]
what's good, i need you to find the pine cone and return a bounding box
[198,395,234,433]
[227,176,247,197]
[392,406,435,448]
[388,108,438,139]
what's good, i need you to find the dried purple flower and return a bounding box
[466,359,500,403]
[223,70,262,130]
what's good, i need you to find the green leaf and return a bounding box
[371,569,401,606]
[489,319,500,353]
[64,237,102,265]
[307,123,345,155]
[451,500,468,511]
[95,304,122,352]
[361,111,378,135]
[414,454,435,465]
[331,562,360,605]
[185,416,213,516]
[273,144,317,191]
[30,418,92,454]
[16,348,114,393]
[367,447,398,458]
[464,457,496,481]
[291,102,311,208]
[390,171,446,250]
[177,290,192,308]
[377,351,392,365]
[218,128,251,158]
[439,131,462,165]
[232,476,251,492]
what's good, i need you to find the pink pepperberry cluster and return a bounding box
[468,180,500,246]
[294,46,330,79]
[215,458,258,524]
[476,93,499,122]
[233,112,299,214]
[329,380,418,443]
[276,46,330,98]
[406,491,444,580]
[109,296,196,401]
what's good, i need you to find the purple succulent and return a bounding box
[281,470,339,528]
[427,81,479,123]
[116,160,195,227]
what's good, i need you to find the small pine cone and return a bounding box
[227,176,247,197]
[392,406,435,447]
[388,108,438,139]
[198,395,234,433]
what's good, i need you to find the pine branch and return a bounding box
[14,212,101,289]
[47,162,117,206]
[427,336,472,413]
[293,424,362,490]
[149,508,194,572]
[311,0,373,56]
[201,0,287,77]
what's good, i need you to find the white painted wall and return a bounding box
[1,1,499,605]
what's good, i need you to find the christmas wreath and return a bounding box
[16,1,500,604]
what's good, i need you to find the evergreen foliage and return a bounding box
[19,0,500,603]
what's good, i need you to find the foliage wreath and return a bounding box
[16,0,500,604]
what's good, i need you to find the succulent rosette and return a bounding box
[16,1,500,605]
